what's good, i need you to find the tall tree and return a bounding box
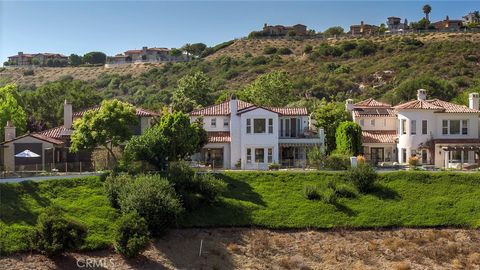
[323,26,345,37]
[423,4,432,21]
[312,99,351,153]
[171,71,213,112]
[69,54,83,67]
[83,52,107,64]
[123,111,207,170]
[70,99,137,163]
[0,84,27,139]
[335,121,363,156]
[243,71,295,107]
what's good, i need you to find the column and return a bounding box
[444,150,448,169]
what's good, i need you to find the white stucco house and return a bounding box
[189,96,324,170]
[347,89,480,169]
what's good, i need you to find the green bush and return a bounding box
[277,47,292,55]
[325,154,350,170]
[118,174,183,235]
[34,206,87,256]
[322,188,337,204]
[303,45,313,54]
[331,182,357,198]
[114,212,150,258]
[104,173,133,209]
[167,161,196,191]
[345,164,377,193]
[23,69,34,76]
[303,185,321,200]
[263,47,277,55]
[194,173,227,203]
[268,163,281,170]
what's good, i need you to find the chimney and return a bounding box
[18,52,23,56]
[64,100,73,129]
[469,93,479,110]
[230,94,237,114]
[361,21,364,26]
[4,121,16,141]
[417,89,427,101]
[142,46,148,53]
[345,99,354,112]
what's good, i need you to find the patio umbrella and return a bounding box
[15,150,40,158]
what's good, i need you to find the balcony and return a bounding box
[279,128,324,145]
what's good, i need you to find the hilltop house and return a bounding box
[432,16,464,31]
[106,46,187,65]
[349,21,379,36]
[6,52,68,66]
[262,24,308,36]
[463,11,480,25]
[189,96,324,169]
[386,17,409,33]
[0,101,159,172]
[347,90,480,169]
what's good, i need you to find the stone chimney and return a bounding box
[469,93,479,110]
[417,89,427,101]
[345,99,354,112]
[64,100,73,129]
[4,121,16,141]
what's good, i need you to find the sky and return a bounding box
[1,1,479,63]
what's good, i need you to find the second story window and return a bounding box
[246,119,251,133]
[211,118,216,127]
[422,120,428,135]
[411,120,416,135]
[370,119,375,126]
[442,120,468,135]
[268,119,273,134]
[450,120,460,134]
[224,118,229,127]
[462,120,468,135]
[254,119,266,133]
[401,119,407,134]
[360,119,364,126]
[442,120,448,134]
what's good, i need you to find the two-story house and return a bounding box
[189,96,324,170]
[348,89,480,169]
[0,100,159,172]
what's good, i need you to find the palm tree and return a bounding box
[423,4,432,21]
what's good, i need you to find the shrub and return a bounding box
[263,47,277,55]
[322,188,337,204]
[114,212,150,258]
[408,156,420,169]
[268,163,281,170]
[303,185,321,200]
[194,173,227,203]
[277,47,292,55]
[333,183,357,198]
[104,173,133,209]
[118,174,183,235]
[34,206,87,256]
[345,163,377,193]
[303,45,313,54]
[23,69,34,76]
[324,154,350,170]
[307,146,326,169]
[167,161,196,192]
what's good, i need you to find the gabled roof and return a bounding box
[37,126,71,139]
[362,130,397,144]
[189,100,308,117]
[207,132,231,143]
[73,105,160,117]
[354,98,391,108]
[353,108,396,117]
[0,133,64,146]
[394,99,480,113]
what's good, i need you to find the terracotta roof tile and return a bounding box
[354,98,391,108]
[353,108,396,117]
[207,132,231,143]
[1,133,64,145]
[362,130,397,144]
[394,99,444,110]
[394,99,480,113]
[190,100,308,116]
[37,126,71,139]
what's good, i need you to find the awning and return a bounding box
[441,145,480,151]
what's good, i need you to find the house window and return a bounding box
[450,120,460,134]
[246,119,251,134]
[442,120,448,135]
[268,119,273,134]
[255,148,265,163]
[421,149,428,164]
[411,120,416,135]
[370,119,375,126]
[211,118,216,127]
[402,148,407,163]
[383,119,387,127]
[254,119,266,133]
[246,148,252,163]
[401,119,407,134]
[360,119,364,126]
[462,120,468,135]
[267,148,273,163]
[422,120,428,135]
[224,118,229,127]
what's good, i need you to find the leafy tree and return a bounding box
[378,23,387,34]
[0,84,27,139]
[70,99,137,163]
[123,111,207,170]
[323,26,344,37]
[411,18,433,30]
[335,121,363,156]
[390,75,457,104]
[69,54,83,66]
[114,212,150,258]
[31,58,40,66]
[312,99,351,153]
[307,146,326,169]
[171,71,213,111]
[169,48,182,57]
[243,71,295,106]
[83,51,107,64]
[423,4,432,21]
[189,43,207,57]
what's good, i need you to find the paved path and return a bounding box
[0,173,103,183]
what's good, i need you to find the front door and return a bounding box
[371,147,384,166]
[204,148,224,168]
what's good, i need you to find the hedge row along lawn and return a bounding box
[1,171,480,254]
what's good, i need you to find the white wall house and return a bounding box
[190,97,324,170]
[348,89,480,169]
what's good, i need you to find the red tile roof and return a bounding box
[353,108,396,117]
[394,99,480,113]
[207,132,231,143]
[362,130,397,144]
[354,98,391,108]
[189,100,308,116]
[37,126,71,139]
[73,105,160,117]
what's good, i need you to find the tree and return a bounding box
[83,51,107,64]
[169,48,182,57]
[69,54,83,66]
[378,23,387,34]
[181,43,193,59]
[323,26,344,37]
[171,71,213,111]
[390,75,457,104]
[123,111,207,170]
[190,43,207,57]
[0,84,27,139]
[70,99,137,164]
[335,121,363,156]
[243,71,295,107]
[411,18,432,30]
[312,99,351,153]
[423,4,432,21]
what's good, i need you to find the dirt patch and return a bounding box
[1,228,480,269]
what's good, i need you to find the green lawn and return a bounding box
[1,171,480,255]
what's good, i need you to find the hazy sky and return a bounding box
[1,1,479,63]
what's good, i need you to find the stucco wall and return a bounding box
[2,136,56,171]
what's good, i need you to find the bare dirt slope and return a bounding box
[2,228,480,270]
